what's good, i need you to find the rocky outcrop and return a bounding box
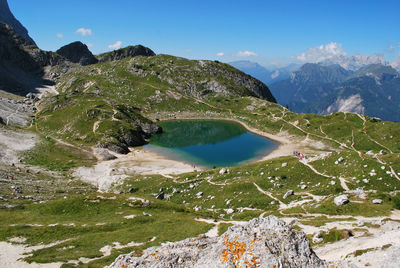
[0,0,36,45]
[56,41,98,66]
[108,216,326,267]
[0,22,62,93]
[98,45,155,62]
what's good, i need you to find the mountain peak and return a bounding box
[98,45,156,62]
[0,0,36,45]
[56,41,98,66]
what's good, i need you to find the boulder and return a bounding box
[226,208,234,214]
[372,199,383,204]
[95,149,117,161]
[156,192,164,200]
[312,231,323,244]
[283,190,294,199]
[219,168,227,175]
[108,216,326,268]
[334,194,349,206]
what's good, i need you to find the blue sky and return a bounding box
[9,0,400,67]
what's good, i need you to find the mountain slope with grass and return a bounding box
[1,3,400,266]
[35,54,276,153]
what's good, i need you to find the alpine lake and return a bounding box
[143,120,279,169]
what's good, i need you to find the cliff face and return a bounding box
[0,0,36,45]
[0,22,62,93]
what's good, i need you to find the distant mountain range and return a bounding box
[231,59,400,121]
[269,63,400,121]
[229,61,300,85]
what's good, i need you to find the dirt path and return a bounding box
[253,182,287,209]
[299,160,350,191]
[92,121,100,133]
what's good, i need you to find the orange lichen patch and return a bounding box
[220,235,260,268]
[150,251,160,260]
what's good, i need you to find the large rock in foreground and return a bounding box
[108,216,326,268]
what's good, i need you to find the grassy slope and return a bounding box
[1,54,400,266]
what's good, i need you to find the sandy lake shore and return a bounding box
[74,117,326,192]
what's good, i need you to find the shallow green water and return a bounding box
[144,120,279,168]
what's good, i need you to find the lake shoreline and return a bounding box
[157,116,294,161]
[74,117,307,191]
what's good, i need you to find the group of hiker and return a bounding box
[293,151,306,160]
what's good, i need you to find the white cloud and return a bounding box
[185,48,192,52]
[108,41,122,50]
[234,50,258,57]
[216,52,224,56]
[56,33,63,38]
[76,28,92,36]
[296,42,387,70]
[398,42,400,47]
[389,45,395,52]
[297,42,346,62]
[86,43,94,48]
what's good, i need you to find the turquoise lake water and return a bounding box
[143,120,279,168]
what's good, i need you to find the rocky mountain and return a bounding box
[269,63,351,108]
[0,0,35,45]
[0,22,62,93]
[229,60,273,84]
[269,63,400,121]
[229,60,300,85]
[98,45,156,62]
[320,54,387,71]
[109,216,327,268]
[38,54,276,153]
[56,41,98,66]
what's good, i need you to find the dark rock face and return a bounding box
[0,0,36,45]
[98,45,155,62]
[138,122,162,138]
[0,22,62,93]
[56,41,98,66]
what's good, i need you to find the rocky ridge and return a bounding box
[0,0,36,45]
[108,216,327,268]
[98,45,156,62]
[56,41,98,66]
[0,22,62,93]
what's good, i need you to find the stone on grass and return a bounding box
[219,168,227,175]
[372,199,383,204]
[334,194,349,206]
[283,190,294,199]
[226,208,234,214]
[156,192,164,200]
[312,231,323,244]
